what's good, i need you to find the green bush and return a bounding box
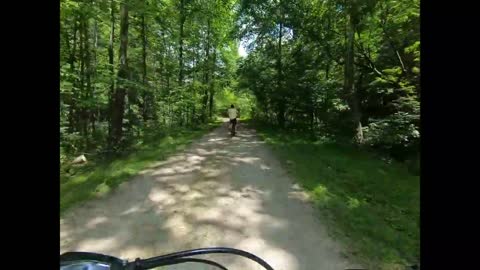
[363,112,420,160]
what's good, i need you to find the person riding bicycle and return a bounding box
[227,104,238,135]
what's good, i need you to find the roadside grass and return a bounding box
[250,121,419,270]
[60,120,222,215]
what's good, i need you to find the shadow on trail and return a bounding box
[60,124,351,270]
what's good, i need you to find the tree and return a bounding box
[61,0,239,157]
[61,0,419,162]
[236,0,419,159]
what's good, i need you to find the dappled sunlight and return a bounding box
[288,190,310,202]
[186,154,206,163]
[208,137,227,142]
[152,167,175,176]
[234,238,299,270]
[240,185,266,196]
[118,246,157,261]
[194,179,223,190]
[60,221,75,252]
[215,195,236,205]
[172,183,190,193]
[144,155,185,170]
[221,214,245,229]
[215,185,232,195]
[85,216,109,229]
[60,228,70,239]
[75,236,122,255]
[61,126,351,270]
[231,156,261,164]
[204,169,229,179]
[229,199,263,220]
[162,214,193,238]
[183,189,205,201]
[172,164,197,174]
[260,164,271,170]
[196,208,223,221]
[153,172,197,183]
[195,148,218,155]
[148,188,175,203]
[291,183,302,190]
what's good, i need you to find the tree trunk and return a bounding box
[110,1,129,148]
[276,9,285,128]
[310,109,315,133]
[66,17,78,132]
[108,0,115,137]
[192,48,197,123]
[141,16,147,85]
[93,20,98,82]
[92,19,98,123]
[84,15,92,145]
[78,14,86,134]
[178,0,185,85]
[160,28,166,89]
[208,48,216,119]
[202,18,211,122]
[344,13,364,144]
[141,12,149,122]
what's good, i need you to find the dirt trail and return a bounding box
[60,123,357,270]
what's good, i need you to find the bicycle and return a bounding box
[228,117,239,136]
[60,247,275,270]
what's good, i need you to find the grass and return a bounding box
[249,121,419,270]
[60,121,222,215]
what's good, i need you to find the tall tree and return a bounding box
[110,1,129,147]
[108,0,115,136]
[178,0,186,85]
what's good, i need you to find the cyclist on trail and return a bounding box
[228,104,238,135]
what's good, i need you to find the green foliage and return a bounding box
[215,86,256,118]
[236,0,420,159]
[61,0,420,266]
[60,0,239,160]
[363,112,419,152]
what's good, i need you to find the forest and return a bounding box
[60,0,419,165]
[60,1,420,267]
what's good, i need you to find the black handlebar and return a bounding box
[61,247,275,270]
[149,257,229,270]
